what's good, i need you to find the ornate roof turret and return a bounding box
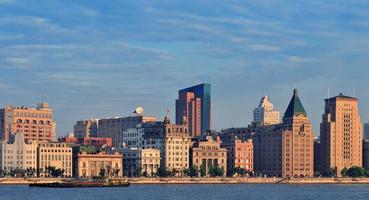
[284,89,307,118]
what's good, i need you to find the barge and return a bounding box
[29,179,130,188]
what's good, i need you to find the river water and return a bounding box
[0,184,368,200]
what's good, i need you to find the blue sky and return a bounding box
[0,0,368,136]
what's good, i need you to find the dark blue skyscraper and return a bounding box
[176,83,211,136]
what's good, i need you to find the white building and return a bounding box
[122,124,145,148]
[253,96,280,126]
[0,133,37,172]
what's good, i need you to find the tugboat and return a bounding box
[29,179,130,188]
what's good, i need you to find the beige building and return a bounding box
[234,139,253,172]
[38,142,73,177]
[0,103,56,142]
[254,89,314,177]
[253,96,280,126]
[163,116,192,173]
[0,133,37,172]
[192,136,227,176]
[76,151,123,178]
[141,148,160,176]
[320,94,362,176]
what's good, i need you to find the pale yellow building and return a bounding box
[0,133,37,172]
[38,142,73,177]
[192,136,227,176]
[76,151,123,178]
[253,96,280,126]
[320,93,362,176]
[141,148,160,176]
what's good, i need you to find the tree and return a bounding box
[341,167,348,177]
[200,165,206,177]
[208,166,224,177]
[348,166,365,177]
[183,166,199,177]
[156,167,171,177]
[99,168,106,178]
[46,166,64,178]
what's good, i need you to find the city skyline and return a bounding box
[0,1,369,136]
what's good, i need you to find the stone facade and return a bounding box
[0,133,37,172]
[37,142,73,177]
[141,148,160,176]
[253,96,280,126]
[73,119,99,138]
[191,136,227,176]
[234,139,253,172]
[320,93,362,176]
[0,103,56,142]
[76,151,123,178]
[254,89,314,178]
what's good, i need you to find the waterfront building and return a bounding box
[73,119,99,138]
[314,138,321,176]
[363,140,369,169]
[140,148,160,176]
[320,93,362,176]
[0,133,37,173]
[120,147,140,177]
[253,96,280,126]
[0,103,56,142]
[234,139,253,172]
[97,115,157,147]
[254,89,314,177]
[75,151,123,178]
[191,136,227,176]
[364,122,369,140]
[176,83,211,137]
[37,142,73,177]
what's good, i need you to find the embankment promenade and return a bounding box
[2,177,369,185]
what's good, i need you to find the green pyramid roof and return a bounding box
[284,89,307,118]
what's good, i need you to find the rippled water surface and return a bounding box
[1,184,369,200]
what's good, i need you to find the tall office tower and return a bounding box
[176,83,211,137]
[254,89,314,177]
[320,93,362,176]
[253,96,280,126]
[73,119,99,138]
[364,122,369,140]
[0,103,56,142]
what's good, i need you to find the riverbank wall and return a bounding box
[1,177,369,185]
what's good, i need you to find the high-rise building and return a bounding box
[0,103,56,142]
[254,89,314,177]
[320,93,362,176]
[363,140,369,169]
[74,119,99,138]
[364,122,369,140]
[253,96,280,126]
[314,138,321,176]
[176,83,211,137]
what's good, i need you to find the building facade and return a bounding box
[254,89,314,177]
[364,123,369,140]
[120,147,140,177]
[0,103,56,142]
[234,139,254,172]
[37,142,73,177]
[320,93,362,176]
[97,115,157,147]
[191,136,227,176]
[253,96,280,126]
[141,148,160,176]
[176,83,211,137]
[0,133,37,172]
[363,140,369,169]
[74,119,99,138]
[76,151,123,178]
[122,124,145,148]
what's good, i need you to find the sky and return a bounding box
[0,0,368,137]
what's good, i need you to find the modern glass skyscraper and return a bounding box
[176,83,211,137]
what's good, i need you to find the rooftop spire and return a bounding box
[284,89,306,118]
